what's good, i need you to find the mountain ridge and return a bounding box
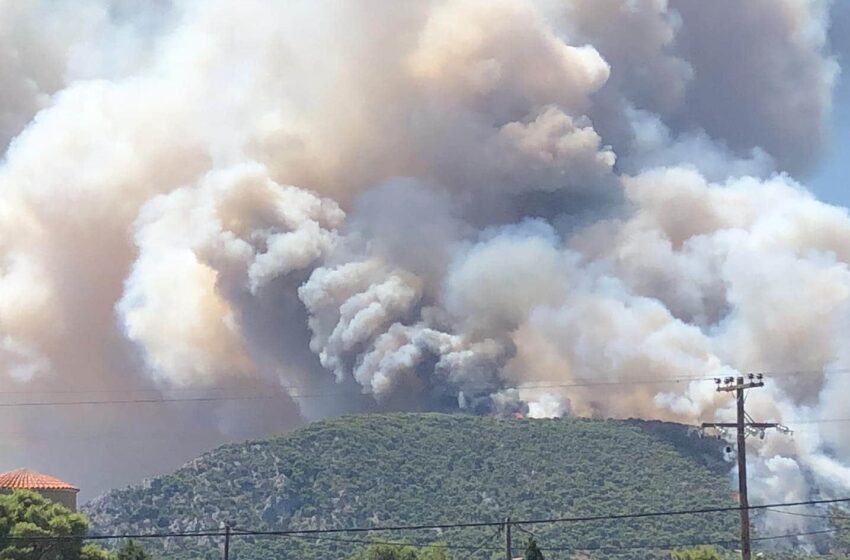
[84,413,739,559]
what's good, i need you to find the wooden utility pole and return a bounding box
[223,524,231,560]
[504,517,512,560]
[702,374,778,560]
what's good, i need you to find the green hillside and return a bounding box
[84,413,741,559]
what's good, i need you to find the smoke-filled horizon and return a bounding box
[1,0,849,540]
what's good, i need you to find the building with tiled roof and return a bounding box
[0,469,79,510]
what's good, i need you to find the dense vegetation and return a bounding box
[0,490,112,560]
[350,542,452,560]
[83,413,753,559]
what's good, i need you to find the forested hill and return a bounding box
[84,413,739,559]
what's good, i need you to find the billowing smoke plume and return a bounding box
[0,0,848,538]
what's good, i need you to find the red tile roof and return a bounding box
[0,469,78,491]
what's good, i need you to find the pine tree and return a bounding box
[0,490,114,560]
[524,537,545,560]
[671,545,722,560]
[117,540,152,560]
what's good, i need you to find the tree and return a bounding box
[351,542,451,560]
[831,506,850,556]
[116,540,151,560]
[0,490,114,560]
[81,544,115,560]
[523,536,545,560]
[671,545,723,560]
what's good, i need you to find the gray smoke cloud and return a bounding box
[0,3,848,541]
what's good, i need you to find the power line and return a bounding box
[228,525,842,554]
[0,377,718,407]
[764,508,850,521]
[0,417,847,446]
[192,497,850,535]
[0,375,715,397]
[4,416,850,442]
[0,529,224,542]
[207,525,850,554]
[4,364,850,401]
[2,521,846,555]
[9,364,850,397]
[2,497,822,541]
[541,527,842,553]
[786,418,850,425]
[0,376,799,409]
[5,366,850,407]
[236,526,505,553]
[0,394,296,408]
[0,387,257,395]
[750,367,850,378]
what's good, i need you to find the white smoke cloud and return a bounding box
[118,163,343,386]
[618,106,775,181]
[669,0,837,173]
[0,3,848,541]
[407,0,610,117]
[299,261,424,385]
[559,0,837,173]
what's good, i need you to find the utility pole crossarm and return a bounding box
[716,380,764,392]
[702,422,778,430]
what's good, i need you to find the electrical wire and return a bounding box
[0,394,297,408]
[2,522,847,556]
[220,497,850,536]
[4,367,850,408]
[234,526,505,553]
[7,364,850,399]
[764,507,850,521]
[540,527,843,553]
[0,374,721,397]
[1,496,840,543]
[222,525,850,554]
[0,529,224,542]
[0,377,718,407]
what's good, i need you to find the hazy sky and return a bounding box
[812,2,850,207]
